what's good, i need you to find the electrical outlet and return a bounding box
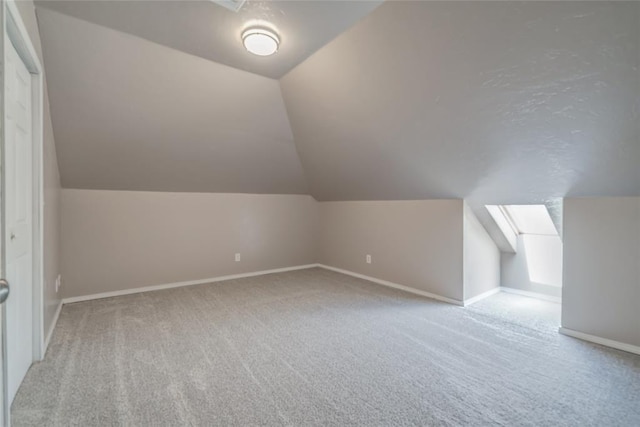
[55,274,61,293]
[366,254,372,264]
[235,253,241,262]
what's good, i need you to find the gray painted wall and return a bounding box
[502,235,563,299]
[318,200,464,302]
[562,197,640,347]
[62,195,495,304]
[15,0,62,338]
[60,190,319,298]
[463,204,500,300]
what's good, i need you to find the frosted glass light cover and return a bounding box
[242,29,279,56]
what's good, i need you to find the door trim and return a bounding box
[2,0,44,421]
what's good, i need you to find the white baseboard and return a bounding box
[559,327,640,356]
[500,286,561,304]
[62,264,319,304]
[317,264,463,306]
[43,300,63,357]
[463,287,500,306]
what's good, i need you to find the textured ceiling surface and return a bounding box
[35,0,383,79]
[281,1,640,204]
[37,1,639,207]
[38,9,308,194]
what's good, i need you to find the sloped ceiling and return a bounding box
[35,0,383,79]
[281,1,640,204]
[37,9,308,194]
[37,1,639,205]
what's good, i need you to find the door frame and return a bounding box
[2,0,44,422]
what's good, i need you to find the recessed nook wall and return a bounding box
[463,204,500,301]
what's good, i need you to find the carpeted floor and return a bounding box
[12,268,640,426]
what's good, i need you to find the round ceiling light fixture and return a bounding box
[242,27,279,56]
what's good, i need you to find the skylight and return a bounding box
[502,205,558,236]
[486,204,562,288]
[210,0,247,13]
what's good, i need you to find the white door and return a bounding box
[4,38,33,405]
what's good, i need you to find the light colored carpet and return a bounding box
[12,268,640,426]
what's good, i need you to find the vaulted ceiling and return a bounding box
[36,0,383,79]
[282,1,639,204]
[36,1,639,205]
